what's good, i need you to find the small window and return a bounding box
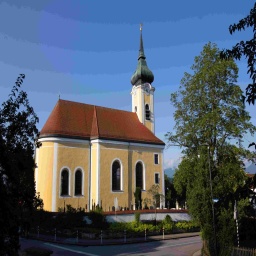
[154,154,159,165]
[145,104,150,120]
[75,169,82,196]
[155,173,160,184]
[135,106,137,112]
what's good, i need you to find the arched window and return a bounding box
[145,104,150,120]
[74,169,82,196]
[112,161,121,191]
[136,162,143,189]
[61,169,69,196]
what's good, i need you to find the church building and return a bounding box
[35,27,165,212]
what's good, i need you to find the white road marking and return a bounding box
[44,243,100,256]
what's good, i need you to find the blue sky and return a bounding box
[0,0,255,170]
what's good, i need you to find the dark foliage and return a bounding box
[164,174,184,209]
[0,74,40,255]
[239,217,256,242]
[30,210,86,231]
[88,209,108,229]
[221,3,256,106]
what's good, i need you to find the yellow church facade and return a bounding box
[35,28,165,212]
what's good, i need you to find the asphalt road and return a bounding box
[20,236,202,256]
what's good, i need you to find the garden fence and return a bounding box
[231,247,256,256]
[27,226,169,245]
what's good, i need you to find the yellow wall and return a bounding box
[130,145,163,207]
[55,141,89,211]
[36,139,164,212]
[36,141,54,211]
[99,143,129,211]
[36,140,90,212]
[99,142,163,211]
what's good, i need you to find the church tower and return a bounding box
[131,25,155,134]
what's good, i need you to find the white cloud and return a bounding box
[164,157,181,170]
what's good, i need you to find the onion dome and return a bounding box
[131,25,154,86]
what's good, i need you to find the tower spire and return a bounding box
[131,24,154,86]
[130,25,155,134]
[139,23,145,60]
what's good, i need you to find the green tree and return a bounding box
[146,184,164,209]
[220,3,256,106]
[166,43,256,255]
[165,174,172,208]
[164,174,183,209]
[0,74,40,255]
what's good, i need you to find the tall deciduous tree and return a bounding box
[0,74,40,255]
[166,43,255,255]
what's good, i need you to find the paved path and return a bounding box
[21,233,202,256]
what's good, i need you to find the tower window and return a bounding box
[145,104,150,120]
[154,154,159,164]
[135,106,137,112]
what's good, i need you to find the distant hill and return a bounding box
[164,168,175,178]
[164,164,256,178]
[246,164,256,174]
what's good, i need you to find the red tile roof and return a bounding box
[40,100,165,145]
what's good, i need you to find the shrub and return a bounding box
[161,215,174,232]
[163,214,173,224]
[134,212,140,225]
[66,204,77,213]
[88,208,108,229]
[175,221,199,231]
[109,221,156,233]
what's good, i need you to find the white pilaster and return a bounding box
[35,148,39,192]
[52,143,58,212]
[161,150,165,208]
[96,142,101,206]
